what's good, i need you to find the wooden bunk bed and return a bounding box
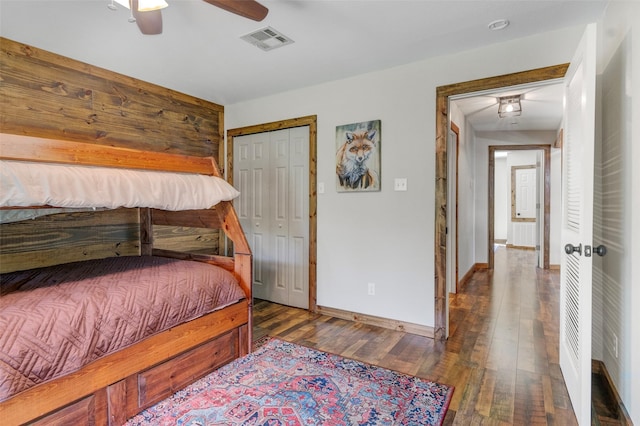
[0,133,252,425]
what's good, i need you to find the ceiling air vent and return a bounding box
[241,26,294,52]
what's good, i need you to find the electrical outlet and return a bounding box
[367,282,375,296]
[613,333,619,358]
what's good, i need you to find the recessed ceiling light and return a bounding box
[488,19,510,31]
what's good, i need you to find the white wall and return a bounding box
[225,25,586,328]
[596,1,640,422]
[494,156,508,241]
[472,131,560,263]
[550,147,562,266]
[448,102,468,288]
[456,112,476,276]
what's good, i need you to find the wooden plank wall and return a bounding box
[0,37,226,270]
[0,209,140,273]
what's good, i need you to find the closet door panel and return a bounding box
[287,127,309,309]
[269,130,290,305]
[234,133,270,300]
[234,126,309,309]
[252,136,271,300]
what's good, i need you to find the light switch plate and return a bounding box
[394,178,408,191]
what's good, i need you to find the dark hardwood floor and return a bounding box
[253,246,578,425]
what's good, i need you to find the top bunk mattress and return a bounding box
[0,159,240,211]
[0,255,246,401]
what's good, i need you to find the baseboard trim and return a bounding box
[316,305,434,338]
[592,359,633,425]
[549,264,560,270]
[458,263,488,291]
[506,243,536,251]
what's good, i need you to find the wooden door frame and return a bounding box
[434,64,568,340]
[227,115,317,312]
[488,145,551,270]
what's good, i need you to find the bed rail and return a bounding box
[0,133,215,174]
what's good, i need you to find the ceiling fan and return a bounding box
[110,0,268,35]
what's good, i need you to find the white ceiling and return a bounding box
[452,81,565,132]
[1,0,607,131]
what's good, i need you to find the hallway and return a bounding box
[253,246,577,424]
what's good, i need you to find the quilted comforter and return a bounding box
[0,256,245,401]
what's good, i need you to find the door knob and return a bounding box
[593,245,607,257]
[564,243,582,256]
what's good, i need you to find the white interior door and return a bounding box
[512,165,537,248]
[270,129,291,305]
[234,127,309,309]
[515,167,536,220]
[287,126,310,309]
[235,132,271,301]
[510,165,537,248]
[559,23,596,425]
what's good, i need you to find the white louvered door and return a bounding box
[559,23,596,425]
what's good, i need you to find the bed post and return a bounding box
[235,252,253,354]
[212,198,253,354]
[139,208,153,256]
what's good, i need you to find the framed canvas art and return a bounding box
[335,120,381,192]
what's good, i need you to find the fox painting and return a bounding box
[336,128,379,191]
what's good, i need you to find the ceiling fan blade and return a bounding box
[131,0,163,35]
[203,0,268,21]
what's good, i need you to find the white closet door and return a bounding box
[235,132,271,301]
[287,126,310,309]
[234,127,309,309]
[269,129,291,305]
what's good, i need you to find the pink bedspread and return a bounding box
[0,256,245,401]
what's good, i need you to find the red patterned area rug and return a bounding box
[125,338,454,425]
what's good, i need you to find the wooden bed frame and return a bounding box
[0,134,252,425]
